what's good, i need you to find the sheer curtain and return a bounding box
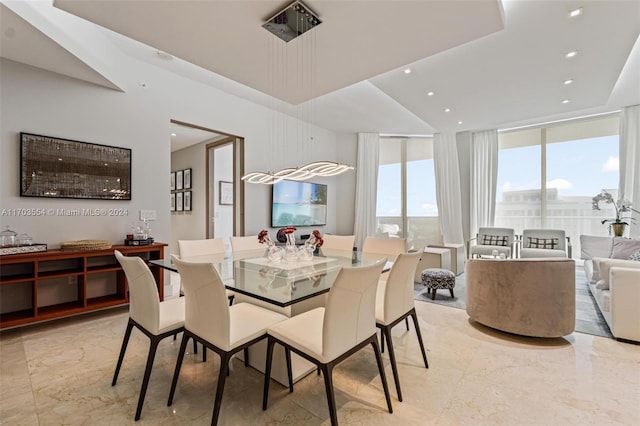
[434,133,464,244]
[353,133,380,250]
[470,129,498,238]
[619,105,640,238]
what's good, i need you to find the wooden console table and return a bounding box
[0,243,166,329]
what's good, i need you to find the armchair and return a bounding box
[520,229,571,258]
[468,227,515,259]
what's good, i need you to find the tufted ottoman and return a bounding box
[421,268,456,300]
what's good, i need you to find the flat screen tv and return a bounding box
[272,180,327,227]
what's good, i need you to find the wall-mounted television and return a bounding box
[272,180,327,227]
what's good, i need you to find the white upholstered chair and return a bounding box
[375,251,429,402]
[520,229,570,258]
[230,235,264,252]
[262,259,393,425]
[468,227,515,259]
[168,257,287,425]
[113,250,185,421]
[321,234,355,251]
[178,237,226,258]
[363,237,406,260]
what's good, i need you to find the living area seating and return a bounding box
[519,229,570,258]
[466,258,575,338]
[468,227,515,259]
[580,235,640,342]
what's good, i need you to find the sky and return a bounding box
[376,135,619,217]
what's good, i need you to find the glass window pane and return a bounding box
[495,131,542,234]
[376,139,402,238]
[406,138,439,248]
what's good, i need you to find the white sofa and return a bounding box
[580,235,640,342]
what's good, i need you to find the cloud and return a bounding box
[602,156,619,172]
[546,178,573,190]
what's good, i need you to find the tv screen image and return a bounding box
[272,180,327,227]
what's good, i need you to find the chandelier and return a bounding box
[242,161,354,184]
[242,1,354,185]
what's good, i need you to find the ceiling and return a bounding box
[2,0,639,146]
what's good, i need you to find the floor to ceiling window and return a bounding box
[495,114,620,258]
[376,136,439,249]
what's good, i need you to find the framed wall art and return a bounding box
[170,193,176,212]
[183,191,192,211]
[183,168,192,189]
[20,132,131,200]
[170,172,176,191]
[220,181,233,205]
[176,191,183,211]
[176,170,183,190]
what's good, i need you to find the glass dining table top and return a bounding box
[149,248,391,307]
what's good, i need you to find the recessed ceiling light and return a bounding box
[563,79,574,85]
[427,91,434,96]
[458,121,463,125]
[562,99,571,104]
[404,68,412,74]
[565,50,578,58]
[171,133,177,137]
[568,7,583,18]
[444,108,451,112]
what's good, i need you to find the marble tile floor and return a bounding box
[1,301,639,425]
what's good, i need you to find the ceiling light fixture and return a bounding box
[427,91,434,96]
[262,0,322,43]
[562,99,571,104]
[244,1,354,184]
[444,108,451,112]
[563,79,574,85]
[568,7,583,18]
[171,133,177,137]
[458,121,463,125]
[404,68,412,74]
[565,50,578,58]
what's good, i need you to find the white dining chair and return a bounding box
[168,256,287,425]
[113,250,185,421]
[321,234,355,251]
[178,237,226,258]
[362,237,406,259]
[230,235,264,252]
[262,258,393,425]
[375,250,429,402]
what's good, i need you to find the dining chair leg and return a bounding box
[262,337,276,410]
[380,330,385,353]
[112,320,134,386]
[244,347,249,367]
[167,333,190,406]
[284,347,293,392]
[321,363,338,426]
[381,326,402,402]
[410,310,429,368]
[371,337,393,414]
[212,352,231,425]
[405,317,410,331]
[135,336,161,421]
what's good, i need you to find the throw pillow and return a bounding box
[611,239,640,259]
[595,279,609,290]
[628,249,640,262]
[482,234,508,246]
[527,237,558,249]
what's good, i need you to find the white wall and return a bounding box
[1,57,347,252]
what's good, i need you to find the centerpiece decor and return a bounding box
[259,230,284,262]
[592,190,638,236]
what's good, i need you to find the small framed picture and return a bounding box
[220,181,233,205]
[183,168,192,189]
[170,193,176,212]
[176,192,183,211]
[170,172,176,191]
[176,170,183,190]
[184,191,192,211]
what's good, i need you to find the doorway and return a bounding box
[170,120,244,247]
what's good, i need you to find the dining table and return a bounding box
[149,247,392,385]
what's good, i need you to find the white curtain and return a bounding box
[434,133,464,244]
[619,105,640,238]
[470,129,499,238]
[353,133,380,250]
